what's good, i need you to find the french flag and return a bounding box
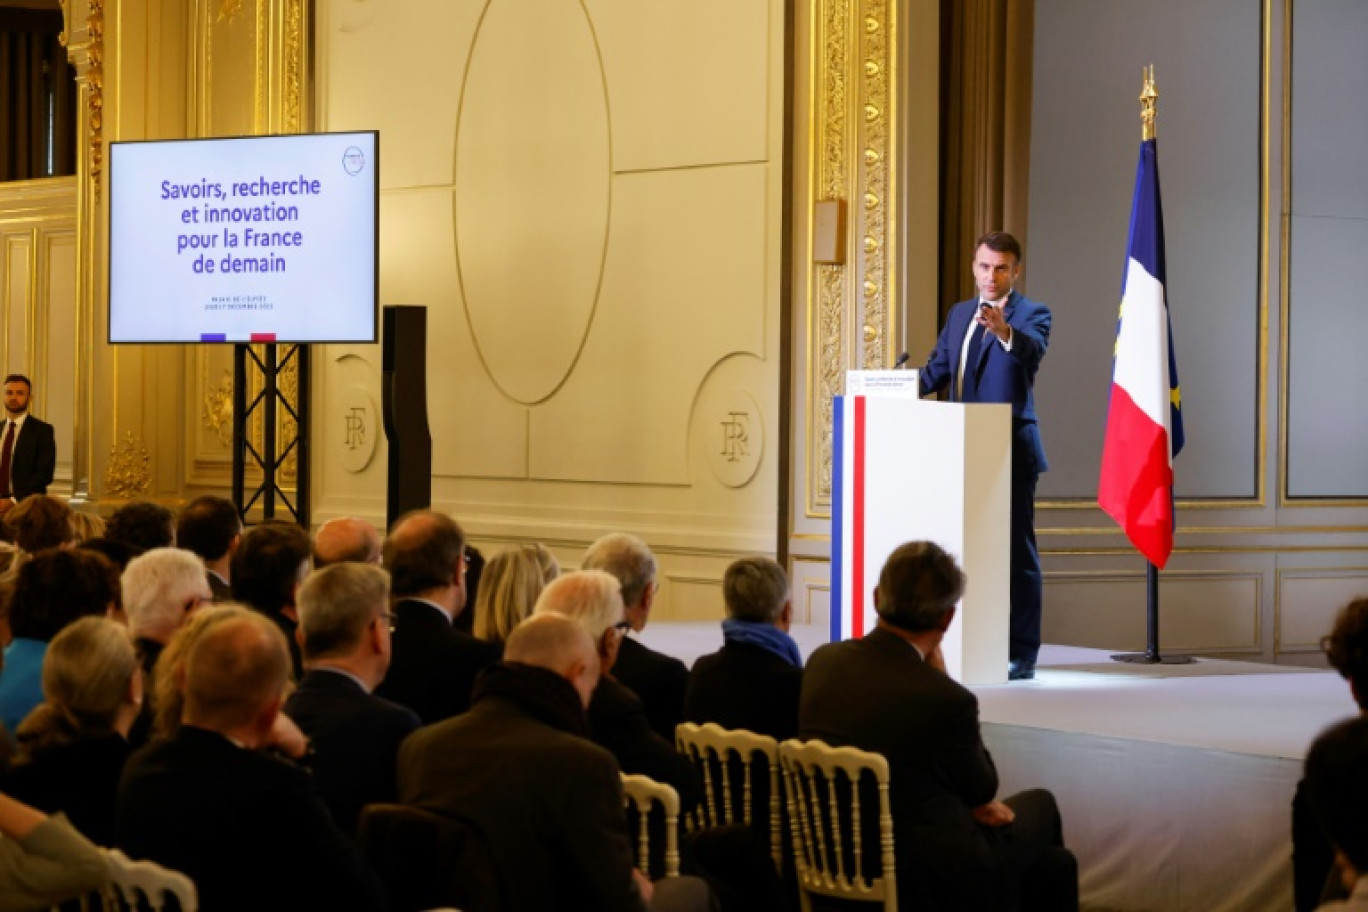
[1098,138,1185,568]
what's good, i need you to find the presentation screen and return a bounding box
[108,131,378,344]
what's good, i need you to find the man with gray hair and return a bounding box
[116,612,385,910]
[582,533,687,740]
[312,516,382,568]
[533,571,699,811]
[284,562,419,835]
[800,541,1076,912]
[685,556,802,742]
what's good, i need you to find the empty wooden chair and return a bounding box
[675,721,782,872]
[620,772,681,878]
[779,738,896,912]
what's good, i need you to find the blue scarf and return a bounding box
[721,618,803,668]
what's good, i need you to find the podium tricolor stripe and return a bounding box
[851,397,867,639]
[831,397,846,642]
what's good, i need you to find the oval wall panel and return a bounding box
[454,0,611,404]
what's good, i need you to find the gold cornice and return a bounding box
[105,431,151,498]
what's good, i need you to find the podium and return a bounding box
[831,393,1012,684]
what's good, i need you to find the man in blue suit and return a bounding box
[919,231,1050,680]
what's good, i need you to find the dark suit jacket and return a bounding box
[919,290,1051,472]
[1,733,129,846]
[800,627,1001,910]
[685,641,802,743]
[398,671,646,912]
[206,570,232,602]
[614,635,688,741]
[284,667,420,835]
[590,676,700,811]
[374,599,501,724]
[115,725,385,912]
[6,415,55,500]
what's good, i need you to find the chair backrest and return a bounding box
[102,849,197,912]
[356,802,504,912]
[778,738,896,912]
[620,773,681,877]
[675,721,782,872]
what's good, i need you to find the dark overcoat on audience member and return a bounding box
[115,724,386,912]
[374,598,501,725]
[284,668,421,835]
[614,636,689,741]
[685,641,802,743]
[590,675,701,812]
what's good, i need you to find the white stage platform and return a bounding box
[638,625,1358,912]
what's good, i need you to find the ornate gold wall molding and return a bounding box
[202,369,234,448]
[105,431,151,497]
[806,0,898,515]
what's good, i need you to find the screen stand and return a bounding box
[232,343,310,527]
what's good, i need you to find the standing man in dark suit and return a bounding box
[800,541,1076,912]
[374,510,500,724]
[919,232,1051,680]
[0,374,55,514]
[583,532,688,739]
[285,561,419,835]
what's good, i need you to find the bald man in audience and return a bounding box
[532,571,699,812]
[313,516,382,568]
[374,510,500,723]
[115,612,385,911]
[399,613,707,912]
[583,533,688,740]
[176,495,241,601]
[285,562,419,835]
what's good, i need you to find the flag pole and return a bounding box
[1111,65,1193,667]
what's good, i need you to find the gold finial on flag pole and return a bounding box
[1140,64,1158,141]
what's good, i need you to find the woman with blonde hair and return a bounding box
[0,616,141,844]
[473,544,559,648]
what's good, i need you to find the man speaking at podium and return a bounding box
[918,232,1050,680]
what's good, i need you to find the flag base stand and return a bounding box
[1109,561,1194,666]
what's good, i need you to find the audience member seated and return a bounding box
[312,516,382,568]
[583,533,688,741]
[800,541,1078,912]
[5,495,72,555]
[373,510,499,724]
[115,611,385,912]
[1295,598,1368,910]
[1304,716,1368,911]
[451,544,484,635]
[67,510,104,544]
[472,543,558,650]
[230,521,311,679]
[175,495,241,601]
[398,612,708,912]
[121,548,212,746]
[75,537,136,572]
[0,790,108,912]
[284,562,419,835]
[686,556,802,742]
[0,549,122,734]
[104,501,176,557]
[533,571,700,813]
[2,617,140,845]
[148,604,254,741]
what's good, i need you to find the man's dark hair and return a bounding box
[106,501,176,555]
[230,522,311,617]
[76,537,138,572]
[974,230,1022,263]
[1305,716,1368,874]
[874,541,966,633]
[177,496,241,562]
[3,374,31,390]
[384,510,464,599]
[1324,598,1368,710]
[9,549,121,641]
[5,495,72,552]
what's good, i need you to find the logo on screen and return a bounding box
[342,146,366,176]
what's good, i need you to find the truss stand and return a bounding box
[232,344,310,528]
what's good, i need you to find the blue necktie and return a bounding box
[961,322,987,400]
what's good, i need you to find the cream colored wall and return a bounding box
[313,0,786,619]
[0,179,78,493]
